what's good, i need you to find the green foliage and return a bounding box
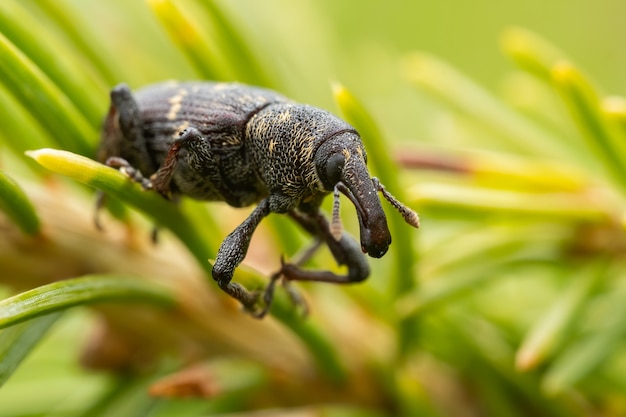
[26,149,216,272]
[0,314,61,387]
[1,1,626,416]
[0,169,40,236]
[0,275,175,329]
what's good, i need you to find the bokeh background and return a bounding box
[2,1,626,416]
[50,0,626,145]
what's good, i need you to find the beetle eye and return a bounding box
[324,153,345,187]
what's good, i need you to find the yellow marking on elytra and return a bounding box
[167,89,189,120]
[342,148,351,160]
[268,139,277,154]
[278,109,291,123]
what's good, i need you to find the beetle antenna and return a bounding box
[330,184,343,240]
[373,178,420,228]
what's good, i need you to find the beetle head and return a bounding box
[315,132,392,258]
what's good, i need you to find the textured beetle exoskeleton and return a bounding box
[98,81,419,317]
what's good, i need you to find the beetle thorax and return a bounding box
[245,103,358,212]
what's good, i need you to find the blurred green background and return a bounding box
[2,1,626,416]
[56,0,626,145]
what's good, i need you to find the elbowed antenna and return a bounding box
[336,150,392,258]
[317,135,419,258]
[330,185,343,241]
[372,178,420,229]
[329,175,420,247]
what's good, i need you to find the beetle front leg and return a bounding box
[107,84,154,172]
[212,199,271,311]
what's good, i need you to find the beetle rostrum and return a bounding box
[98,81,419,317]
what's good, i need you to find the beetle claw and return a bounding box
[250,260,309,319]
[245,290,268,318]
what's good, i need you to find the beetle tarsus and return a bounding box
[254,255,312,319]
[252,270,281,319]
[105,156,153,190]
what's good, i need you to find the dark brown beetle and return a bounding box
[98,81,419,317]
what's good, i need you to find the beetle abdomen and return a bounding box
[121,81,290,205]
[135,82,290,168]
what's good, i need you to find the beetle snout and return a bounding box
[327,149,393,259]
[362,235,390,258]
[360,216,391,258]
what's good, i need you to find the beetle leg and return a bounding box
[255,209,370,316]
[109,84,155,170]
[151,127,203,199]
[253,240,322,318]
[212,199,271,311]
[96,157,158,238]
[96,85,155,230]
[94,190,107,231]
[282,210,370,284]
[105,156,153,190]
[111,84,142,140]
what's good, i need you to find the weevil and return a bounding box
[98,81,419,317]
